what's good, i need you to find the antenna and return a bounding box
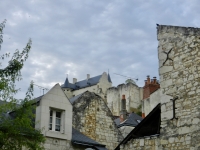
[113,73,138,81]
[33,84,49,95]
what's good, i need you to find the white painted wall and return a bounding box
[35,84,72,140]
[142,89,162,116]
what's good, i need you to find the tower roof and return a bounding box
[108,73,112,83]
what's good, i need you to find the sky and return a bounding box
[0,0,200,99]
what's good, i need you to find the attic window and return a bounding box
[49,110,62,132]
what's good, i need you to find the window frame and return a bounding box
[49,109,63,132]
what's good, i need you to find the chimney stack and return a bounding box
[143,76,160,100]
[73,78,77,84]
[87,74,90,80]
[120,95,127,123]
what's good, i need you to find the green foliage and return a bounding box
[136,104,142,117]
[125,79,135,84]
[0,20,45,150]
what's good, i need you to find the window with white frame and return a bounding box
[49,109,62,132]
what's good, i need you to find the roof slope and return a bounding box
[61,75,102,90]
[72,128,107,150]
[69,93,84,104]
[115,103,161,150]
[116,113,143,128]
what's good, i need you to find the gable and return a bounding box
[35,84,72,140]
[72,91,123,150]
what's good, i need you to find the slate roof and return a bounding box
[61,73,112,90]
[108,73,112,83]
[72,128,107,150]
[115,103,161,150]
[69,93,84,104]
[116,113,143,128]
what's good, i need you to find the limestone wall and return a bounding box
[43,137,85,150]
[119,25,200,149]
[72,92,123,150]
[107,83,142,116]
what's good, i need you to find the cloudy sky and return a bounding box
[0,0,199,98]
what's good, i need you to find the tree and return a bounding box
[0,20,45,150]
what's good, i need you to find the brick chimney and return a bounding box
[120,95,127,123]
[143,76,160,100]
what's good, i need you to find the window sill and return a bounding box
[45,130,68,139]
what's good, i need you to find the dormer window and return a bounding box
[49,110,61,131]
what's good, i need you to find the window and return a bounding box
[49,110,62,132]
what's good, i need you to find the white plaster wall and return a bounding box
[62,88,73,99]
[35,84,72,140]
[142,89,161,116]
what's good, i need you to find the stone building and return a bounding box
[70,91,123,150]
[107,82,143,116]
[115,25,200,149]
[34,84,108,150]
[141,76,160,118]
[61,72,112,99]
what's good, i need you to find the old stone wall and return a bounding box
[43,137,85,150]
[72,92,123,150]
[107,83,142,116]
[119,25,200,149]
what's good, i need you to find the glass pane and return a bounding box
[49,124,52,130]
[55,125,60,131]
[49,117,52,123]
[56,112,61,118]
[56,118,60,125]
[50,110,53,116]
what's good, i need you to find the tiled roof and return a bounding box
[72,128,107,150]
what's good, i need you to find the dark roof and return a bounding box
[108,73,112,83]
[116,113,143,128]
[72,128,107,150]
[61,75,102,90]
[115,103,161,150]
[69,93,84,104]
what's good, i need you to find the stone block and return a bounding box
[161,110,173,120]
[159,66,173,74]
[178,126,190,134]
[140,139,144,146]
[160,79,173,88]
[160,140,168,145]
[169,137,175,143]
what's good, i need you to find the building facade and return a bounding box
[116,25,200,149]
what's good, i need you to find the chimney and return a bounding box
[120,95,127,123]
[153,77,157,84]
[147,75,150,84]
[143,76,160,100]
[73,78,77,84]
[87,74,90,80]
